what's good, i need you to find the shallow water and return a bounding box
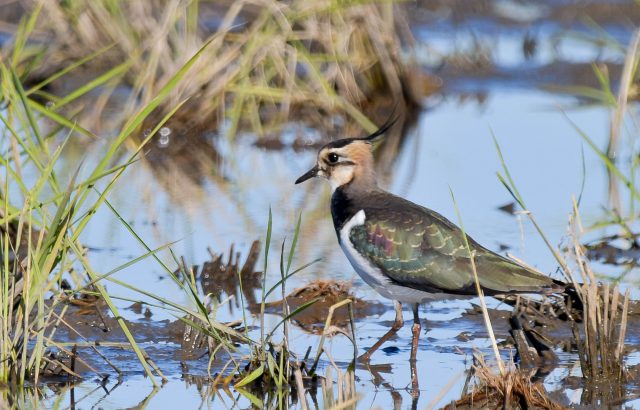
[7,1,640,409]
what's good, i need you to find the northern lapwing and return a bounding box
[295,120,567,390]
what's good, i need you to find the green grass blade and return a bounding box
[259,207,273,352]
[492,136,573,278]
[10,2,42,68]
[266,297,319,341]
[577,145,586,208]
[10,68,50,160]
[27,100,98,139]
[286,213,302,274]
[235,363,264,388]
[26,44,117,96]
[52,62,131,109]
[264,259,320,299]
[492,133,526,209]
[565,112,640,201]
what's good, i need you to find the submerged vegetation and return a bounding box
[0,0,639,408]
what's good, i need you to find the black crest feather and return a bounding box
[325,107,399,149]
[358,113,399,143]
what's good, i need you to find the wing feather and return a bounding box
[348,193,557,295]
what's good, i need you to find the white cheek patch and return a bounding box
[328,166,354,192]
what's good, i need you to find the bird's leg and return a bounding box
[368,367,402,410]
[359,300,404,362]
[410,303,421,396]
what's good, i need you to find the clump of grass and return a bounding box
[230,212,317,397]
[444,354,564,410]
[215,211,358,408]
[0,13,221,388]
[8,0,422,137]
[559,36,637,403]
[557,28,640,236]
[566,205,630,404]
[63,195,353,405]
[489,29,640,399]
[118,210,321,403]
[494,131,632,405]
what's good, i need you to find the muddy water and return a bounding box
[16,2,640,409]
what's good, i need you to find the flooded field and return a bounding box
[2,1,640,409]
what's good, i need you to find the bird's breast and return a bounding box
[338,210,390,287]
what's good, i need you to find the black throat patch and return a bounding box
[330,185,359,236]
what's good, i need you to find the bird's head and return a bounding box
[295,119,397,191]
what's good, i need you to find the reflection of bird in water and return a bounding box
[295,119,568,392]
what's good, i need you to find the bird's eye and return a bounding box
[327,153,339,164]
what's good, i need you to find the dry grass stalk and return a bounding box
[570,238,629,384]
[322,365,358,410]
[569,202,629,382]
[443,354,565,410]
[16,0,421,135]
[563,201,631,405]
[310,297,356,374]
[451,191,505,375]
[607,29,640,212]
[608,28,640,166]
[294,366,309,410]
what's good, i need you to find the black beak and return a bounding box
[295,165,319,184]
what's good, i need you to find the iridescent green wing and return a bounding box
[349,196,556,295]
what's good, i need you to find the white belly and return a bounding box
[338,210,445,304]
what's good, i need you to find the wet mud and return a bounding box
[255,280,387,334]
